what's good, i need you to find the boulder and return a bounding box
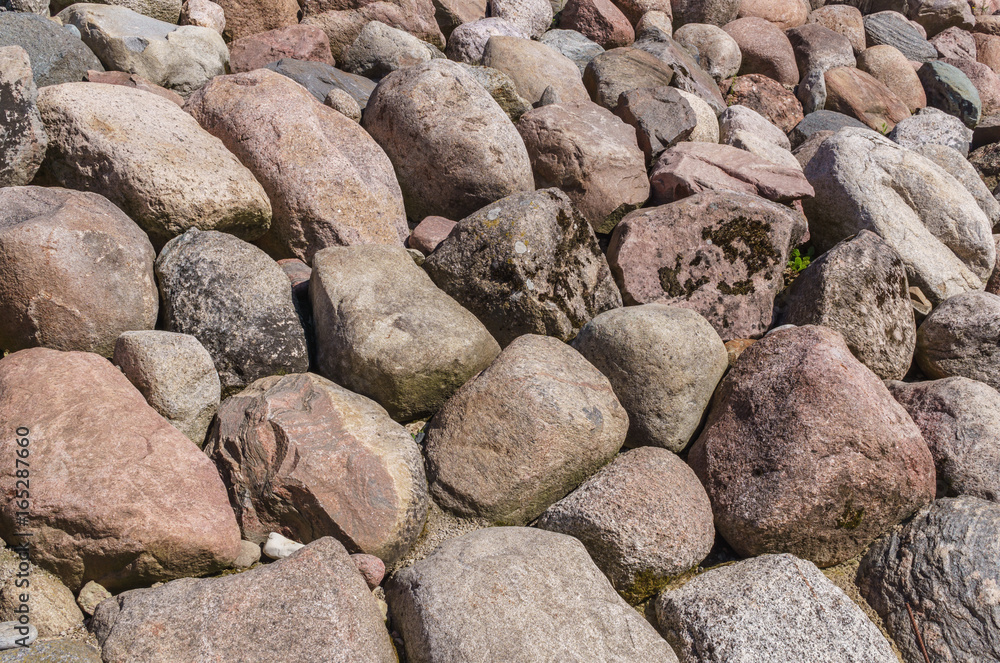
[457,63,532,122]
[907,0,974,38]
[215,0,298,42]
[931,25,977,60]
[970,140,1000,188]
[0,348,242,591]
[407,216,456,253]
[187,69,408,263]
[856,44,926,113]
[789,109,866,148]
[263,59,376,108]
[310,245,500,421]
[857,497,1000,663]
[657,553,899,662]
[914,142,1000,226]
[0,640,101,661]
[726,73,804,135]
[92,538,396,663]
[423,334,628,523]
[943,55,1000,116]
[516,100,649,234]
[976,31,1000,74]
[0,187,157,358]
[863,10,937,62]
[486,0,551,38]
[736,0,808,30]
[0,46,46,188]
[50,0,183,22]
[536,446,714,602]
[0,550,83,638]
[809,4,866,55]
[916,291,1000,390]
[723,16,798,85]
[803,128,995,303]
[432,0,487,37]
[0,13,104,88]
[672,22,741,83]
[481,35,590,105]
[324,87,363,120]
[443,16,524,64]
[918,59,983,128]
[633,31,727,113]
[888,105,973,154]
[424,188,621,347]
[206,373,430,564]
[607,192,807,340]
[670,0,737,27]
[540,28,605,74]
[823,65,911,131]
[155,229,309,396]
[84,69,184,105]
[719,104,791,151]
[690,325,936,566]
[228,25,334,74]
[362,59,534,221]
[36,83,270,249]
[582,46,674,109]
[341,20,441,79]
[612,86,696,164]
[559,0,634,49]
[113,331,220,446]
[179,0,225,32]
[677,88,720,141]
[786,23,856,77]
[300,0,444,61]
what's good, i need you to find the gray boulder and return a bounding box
[918,59,982,129]
[0,46,46,188]
[657,553,898,663]
[456,63,532,123]
[914,142,1000,230]
[571,304,727,451]
[341,20,441,79]
[423,188,622,347]
[583,46,674,110]
[863,10,937,62]
[264,58,377,108]
[486,0,551,38]
[539,28,604,74]
[612,86,697,165]
[672,23,741,84]
[443,16,524,64]
[634,30,727,114]
[155,229,309,396]
[888,106,973,156]
[310,245,500,422]
[857,497,1000,663]
[916,291,1000,390]
[50,0,183,22]
[386,527,678,662]
[0,13,104,87]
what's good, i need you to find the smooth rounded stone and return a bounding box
[407,215,456,253]
[888,377,1000,501]
[0,348,242,591]
[778,230,916,380]
[789,109,866,148]
[656,553,899,663]
[559,0,634,49]
[943,55,1000,116]
[310,245,500,421]
[228,25,334,74]
[112,331,220,446]
[736,0,808,30]
[263,59,376,109]
[233,540,261,568]
[633,31,727,113]
[570,304,727,450]
[58,4,226,96]
[299,0,445,60]
[351,554,385,589]
[719,104,790,151]
[84,69,184,105]
[432,0,487,38]
[0,639,101,661]
[649,141,815,205]
[0,13,104,87]
[0,550,83,638]
[670,0,737,27]
[535,446,713,603]
[155,229,309,396]
[76,581,111,617]
[608,192,807,340]
[0,0,48,13]
[677,88,720,141]
[689,325,936,566]
[722,17,798,85]
[907,0,974,38]
[92,538,396,663]
[443,16,524,63]
[809,4,866,55]
[486,0,551,37]
[722,129,801,169]
[456,63,532,122]
[423,335,628,523]
[540,29,605,74]
[916,291,1000,389]
[0,187,156,357]
[672,23,741,82]
[262,532,305,560]
[363,59,534,221]
[915,143,1000,227]
[931,24,977,59]
[863,10,937,62]
[36,83,270,249]
[857,497,1000,663]
[724,73,805,133]
[388,527,676,661]
[890,110,973,164]
[341,20,441,79]
[51,0,182,22]
[823,65,911,131]
[0,623,35,650]
[481,35,590,105]
[324,86,362,121]
[0,47,46,188]
[612,86,696,164]
[179,0,225,32]
[423,188,622,347]
[917,59,982,128]
[215,0,297,42]
[803,128,994,303]
[583,46,674,109]
[187,69,407,263]
[786,23,857,77]
[208,372,430,564]
[633,8,672,36]
[516,100,649,234]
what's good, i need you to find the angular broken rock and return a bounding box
[583,46,674,109]
[423,188,622,347]
[424,334,628,524]
[0,46,47,188]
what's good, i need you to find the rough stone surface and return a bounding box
[583,46,674,109]
[608,192,807,340]
[92,538,396,663]
[84,69,185,105]
[857,497,1000,663]
[0,640,101,661]
[677,88,720,142]
[736,0,808,30]
[787,23,857,78]
[300,0,444,62]
[264,59,376,108]
[341,20,441,79]
[914,142,1000,226]
[889,105,973,154]
[688,325,936,567]
[864,10,938,62]
[486,0,551,38]
[656,553,899,663]
[633,31,727,113]
[216,0,298,42]
[457,63,532,122]
[113,331,220,446]
[188,69,407,263]
[0,550,83,638]
[206,373,430,565]
[969,140,1000,189]
[155,229,309,396]
[324,86,362,121]
[943,55,1000,117]
[37,83,270,249]
[0,13,104,88]
[179,0,225,33]
[919,59,983,128]
[0,348,242,591]
[932,25,977,60]
[720,104,791,151]
[0,187,157,358]
[443,16,524,63]
[670,0,738,27]
[0,47,46,188]
[916,291,1000,390]
[823,65,911,131]
[228,25,334,74]
[908,0,974,38]
[724,73,804,133]
[809,4,866,55]
[482,35,590,105]
[423,335,628,524]
[76,581,111,617]
[789,109,866,148]
[613,86,695,164]
[856,43,927,114]
[559,0,634,49]
[408,216,456,253]
[723,16,798,85]
[540,28,605,74]
[672,22,741,82]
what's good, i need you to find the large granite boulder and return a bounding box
[916,291,1000,390]
[0,13,104,87]
[0,46,47,188]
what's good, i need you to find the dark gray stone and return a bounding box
[863,11,937,62]
[540,28,604,74]
[889,105,973,155]
[634,32,726,114]
[264,58,376,108]
[789,110,867,149]
[612,86,697,165]
[918,59,983,129]
[0,13,103,87]
[916,291,1000,390]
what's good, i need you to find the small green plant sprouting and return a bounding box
[787,246,814,274]
[878,121,890,135]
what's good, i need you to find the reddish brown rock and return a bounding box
[516,100,649,234]
[824,65,912,131]
[931,25,977,60]
[481,36,590,105]
[856,45,927,114]
[0,348,242,591]
[908,0,974,39]
[351,553,385,589]
[724,73,804,133]
[187,69,408,263]
[649,142,814,205]
[975,33,1000,75]
[944,56,1000,115]
[408,216,456,254]
[84,70,183,106]
[206,372,429,565]
[736,0,807,30]
[217,0,299,42]
[559,0,634,48]
[611,0,669,26]
[688,325,936,567]
[607,191,808,340]
[229,25,334,74]
[583,46,675,109]
[723,16,799,85]
[786,23,857,77]
[809,4,865,56]
[301,2,444,62]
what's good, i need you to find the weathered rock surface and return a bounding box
[0,47,46,188]
[540,28,605,74]
[583,47,674,109]
[856,43,927,114]
[809,4,866,55]
[559,0,634,49]
[670,0,737,27]
[633,31,727,113]
[889,105,973,154]
[919,59,983,128]
[723,16,799,85]
[179,0,226,32]
[823,65,911,131]
[481,35,590,105]
[0,13,104,87]
[341,20,441,79]
[688,325,936,567]
[787,23,856,78]
[444,16,524,63]
[457,63,532,122]
[672,22,741,83]
[216,0,298,43]
[916,291,1000,390]
[300,0,444,63]
[914,142,1000,226]
[864,10,937,62]
[0,549,83,638]
[612,86,696,164]
[724,73,805,133]
[264,58,376,108]
[228,25,334,74]
[908,0,974,38]
[486,0,551,38]
[84,69,185,105]
[789,110,866,148]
